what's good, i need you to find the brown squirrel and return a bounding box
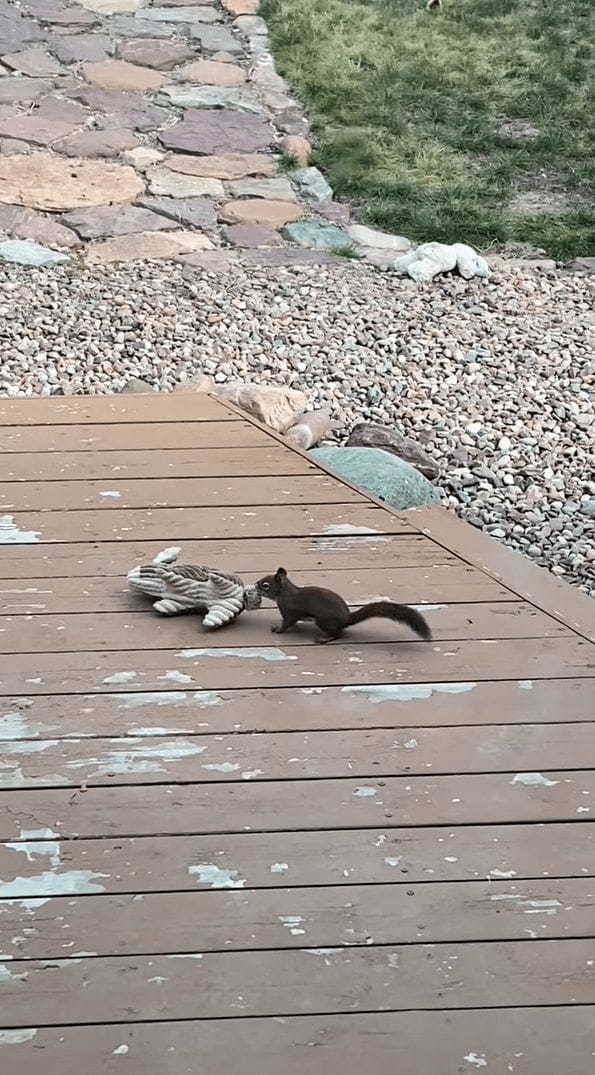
[256,568,432,644]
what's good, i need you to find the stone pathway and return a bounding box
[0,0,408,267]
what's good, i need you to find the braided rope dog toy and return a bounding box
[127,547,262,629]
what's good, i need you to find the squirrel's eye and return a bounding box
[262,582,269,591]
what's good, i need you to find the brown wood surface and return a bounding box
[4,565,516,616]
[4,446,317,481]
[1,475,365,512]
[1,721,591,789]
[2,877,593,961]
[1,939,593,1025]
[0,392,236,425]
[0,603,569,655]
[1,679,592,740]
[3,503,407,543]
[1,822,592,899]
[0,536,460,579]
[0,636,590,696]
[1,771,593,841]
[4,1009,594,1075]
[412,504,595,644]
[1,389,594,1074]
[0,420,268,452]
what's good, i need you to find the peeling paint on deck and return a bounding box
[0,515,40,544]
[314,524,388,551]
[0,1029,37,1045]
[188,864,246,889]
[511,773,559,787]
[342,682,477,703]
[113,690,225,710]
[178,647,298,662]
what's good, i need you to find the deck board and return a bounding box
[0,390,593,1075]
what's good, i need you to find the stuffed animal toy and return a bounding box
[127,547,262,629]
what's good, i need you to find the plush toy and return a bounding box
[393,241,490,282]
[127,547,262,629]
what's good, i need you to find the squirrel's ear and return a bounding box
[276,567,287,578]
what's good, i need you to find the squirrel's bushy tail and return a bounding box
[347,601,432,640]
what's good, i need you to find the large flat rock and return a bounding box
[159,109,272,153]
[0,153,144,210]
[62,204,176,238]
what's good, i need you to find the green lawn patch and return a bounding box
[263,0,594,258]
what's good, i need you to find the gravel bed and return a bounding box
[1,259,593,594]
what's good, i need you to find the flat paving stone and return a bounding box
[179,248,235,272]
[79,0,139,12]
[82,59,167,92]
[117,37,195,69]
[158,83,261,111]
[55,128,139,158]
[167,151,274,179]
[0,153,144,210]
[62,204,175,238]
[159,109,272,153]
[0,137,31,154]
[0,113,78,147]
[147,165,224,198]
[226,176,296,200]
[0,237,69,265]
[121,146,165,169]
[48,33,113,64]
[0,77,54,104]
[189,24,243,53]
[69,86,170,132]
[240,247,342,266]
[0,203,80,248]
[176,58,246,84]
[1,47,63,77]
[138,194,218,227]
[222,0,259,13]
[85,228,213,263]
[223,223,282,247]
[0,11,47,52]
[220,197,302,226]
[108,15,178,36]
[141,5,221,21]
[35,95,89,124]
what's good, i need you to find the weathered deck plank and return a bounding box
[0,602,570,654]
[1,771,593,841]
[1,721,591,789]
[1,390,593,1075]
[1,822,592,898]
[5,1009,594,1075]
[1,679,592,740]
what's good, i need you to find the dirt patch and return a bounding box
[496,115,540,142]
[508,170,594,215]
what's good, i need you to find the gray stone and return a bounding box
[0,204,80,248]
[0,138,31,154]
[580,497,595,518]
[62,204,175,239]
[315,199,350,226]
[179,250,236,274]
[0,77,53,105]
[223,223,282,247]
[568,257,595,273]
[55,128,139,158]
[159,109,272,154]
[1,47,63,77]
[158,84,262,112]
[68,86,169,132]
[0,12,46,53]
[309,446,440,509]
[140,5,220,20]
[35,95,88,124]
[138,195,218,228]
[189,24,243,53]
[49,33,113,64]
[0,237,69,265]
[226,177,296,200]
[292,166,332,202]
[117,37,195,69]
[108,15,178,36]
[147,166,224,198]
[347,222,411,252]
[284,219,353,252]
[0,113,78,147]
[233,14,267,33]
[240,248,342,267]
[346,423,440,481]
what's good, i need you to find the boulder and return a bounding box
[346,423,440,481]
[285,409,332,450]
[309,446,440,509]
[214,382,307,432]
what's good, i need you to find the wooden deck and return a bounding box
[1,392,594,1075]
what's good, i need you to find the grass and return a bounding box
[262,0,595,258]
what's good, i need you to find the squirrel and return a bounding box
[256,567,432,644]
